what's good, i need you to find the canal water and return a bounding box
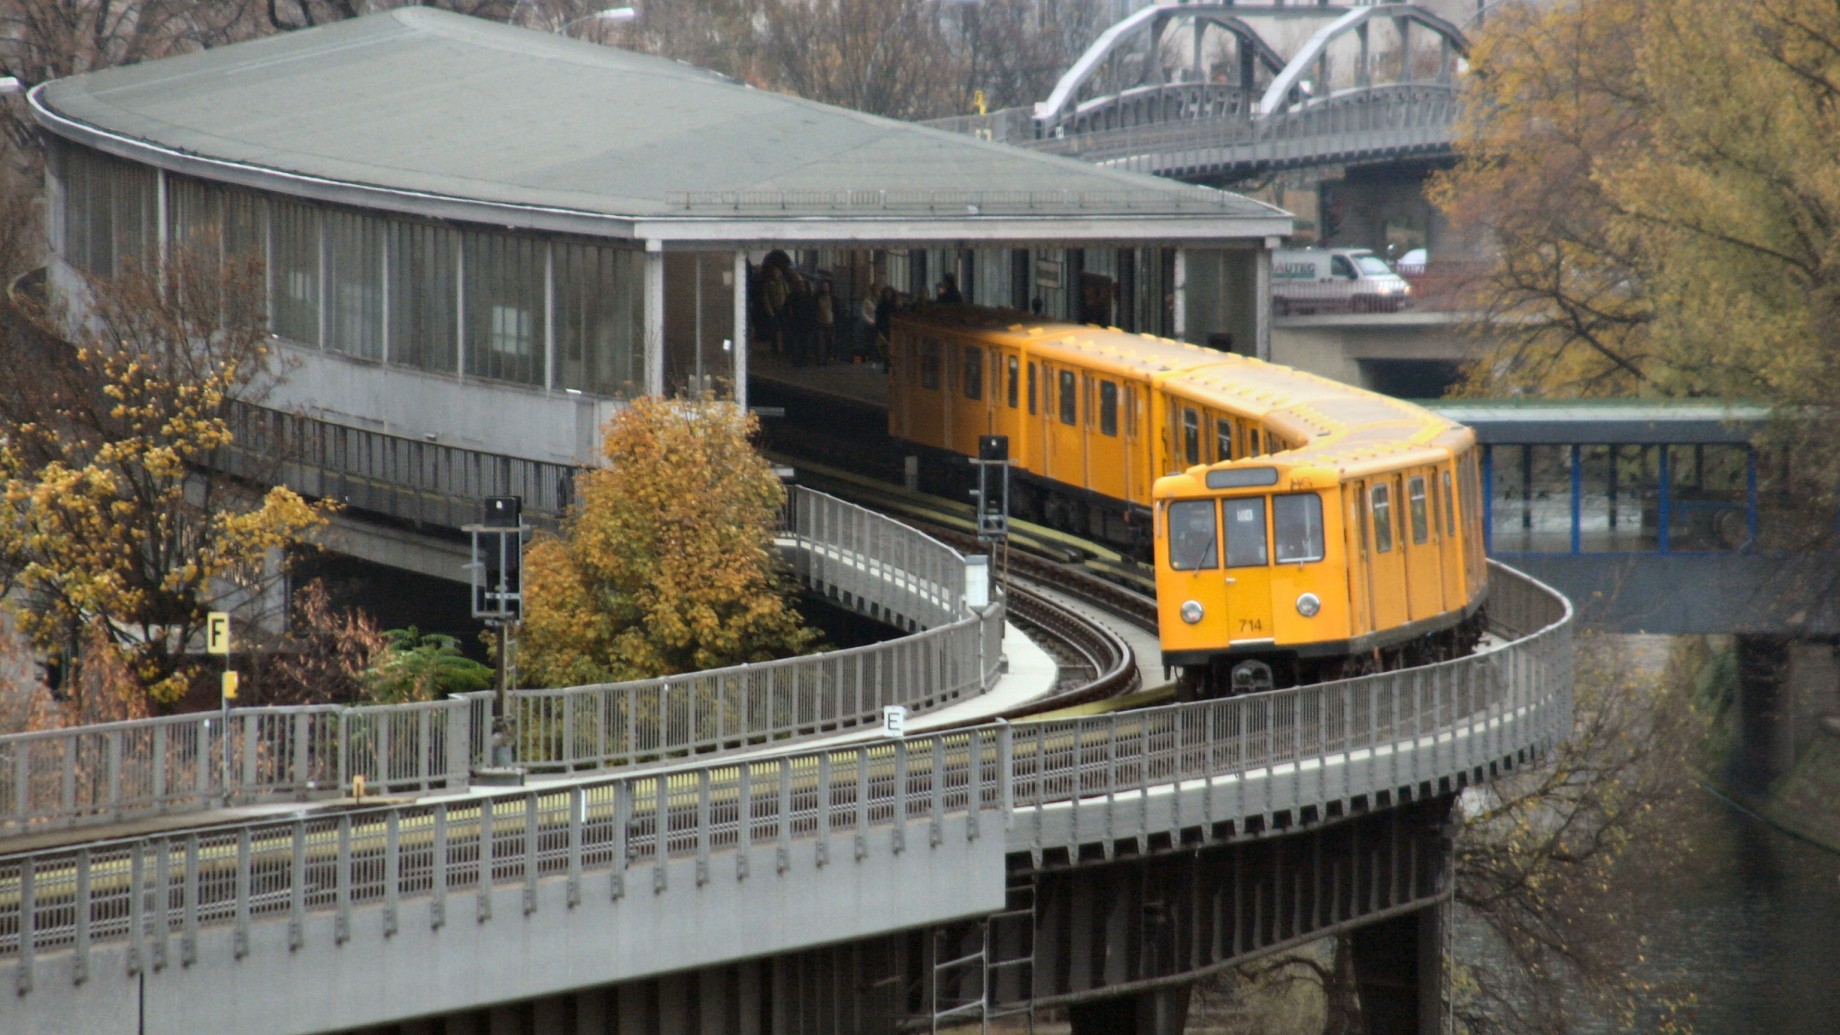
[1641,792,1840,1034]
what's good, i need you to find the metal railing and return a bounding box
[1011,563,1572,849]
[0,699,473,837]
[1003,84,1460,178]
[0,487,1001,835]
[0,727,1010,980]
[0,564,1571,981]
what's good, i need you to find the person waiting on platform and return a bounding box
[815,280,836,363]
[935,272,963,304]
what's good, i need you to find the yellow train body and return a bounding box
[886,304,1488,689]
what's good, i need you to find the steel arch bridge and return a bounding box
[932,3,1471,182]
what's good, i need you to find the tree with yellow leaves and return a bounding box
[1436,0,1840,412]
[518,395,818,687]
[0,242,336,710]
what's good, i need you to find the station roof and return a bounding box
[32,8,1290,247]
[1427,399,1770,445]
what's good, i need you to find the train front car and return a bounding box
[1154,412,1488,698]
[1156,459,1350,694]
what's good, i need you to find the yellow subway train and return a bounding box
[886,304,1487,694]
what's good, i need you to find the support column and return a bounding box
[1066,983,1192,1035]
[733,249,749,409]
[1732,634,1794,795]
[1350,904,1443,1035]
[643,240,665,398]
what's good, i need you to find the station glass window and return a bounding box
[1408,476,1430,544]
[1216,419,1234,463]
[325,209,384,362]
[963,346,983,400]
[1167,500,1218,570]
[1371,483,1394,553]
[464,230,543,386]
[1183,408,1200,465]
[1224,498,1269,567]
[1099,381,1119,436]
[1007,356,1019,409]
[554,240,643,398]
[1274,493,1325,563]
[1059,370,1077,425]
[920,338,941,390]
[271,200,321,347]
[389,221,458,375]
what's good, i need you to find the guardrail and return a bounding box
[0,564,1571,984]
[0,487,1001,836]
[1011,562,1572,852]
[0,727,1009,981]
[1010,84,1459,177]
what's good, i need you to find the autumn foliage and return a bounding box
[0,244,336,709]
[518,396,817,687]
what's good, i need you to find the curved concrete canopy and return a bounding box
[1256,5,1469,117]
[1037,5,1287,124]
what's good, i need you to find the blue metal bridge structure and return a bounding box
[929,2,1473,184]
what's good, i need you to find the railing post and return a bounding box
[336,815,352,944]
[777,757,793,873]
[181,835,199,967]
[233,828,251,959]
[816,753,832,868]
[289,819,307,950]
[697,768,713,884]
[429,803,446,929]
[611,781,630,899]
[567,786,584,907]
[478,799,495,922]
[73,848,91,983]
[15,858,33,994]
[524,792,539,915]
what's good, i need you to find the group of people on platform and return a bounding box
[749,251,970,368]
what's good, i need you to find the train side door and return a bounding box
[1346,482,1372,638]
[1438,467,1463,608]
[1405,472,1445,618]
[1369,478,1409,630]
[1221,495,1276,645]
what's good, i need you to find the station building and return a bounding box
[29,8,1289,467]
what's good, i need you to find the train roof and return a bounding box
[894,306,1471,477]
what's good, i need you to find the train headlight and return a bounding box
[1180,600,1204,624]
[1295,592,1321,618]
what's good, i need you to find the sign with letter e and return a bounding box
[881,705,907,739]
[206,612,231,655]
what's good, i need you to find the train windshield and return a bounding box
[1274,493,1325,563]
[1224,499,1268,567]
[1167,500,1219,570]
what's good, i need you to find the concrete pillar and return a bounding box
[1350,904,1443,1035]
[1732,634,1795,795]
[1066,983,1192,1035]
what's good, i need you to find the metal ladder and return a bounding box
[930,876,1037,1034]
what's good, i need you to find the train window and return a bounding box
[1216,420,1233,462]
[1058,370,1077,425]
[1249,429,1262,455]
[1183,409,1200,465]
[1027,362,1038,415]
[920,338,941,391]
[1408,476,1429,544]
[963,346,983,400]
[1224,498,1269,567]
[1007,356,1019,409]
[1274,493,1325,563]
[1442,471,1456,536]
[1167,500,1219,570]
[1126,389,1137,437]
[1100,381,1119,436]
[1371,483,1394,553]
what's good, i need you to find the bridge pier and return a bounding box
[1729,634,1840,795]
[1066,982,1193,1035]
[1350,903,1444,1035]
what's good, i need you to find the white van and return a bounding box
[1271,248,1411,315]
